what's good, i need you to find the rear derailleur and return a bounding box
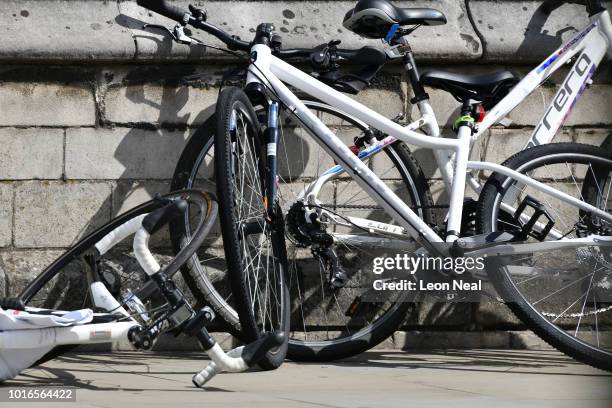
[287,201,349,290]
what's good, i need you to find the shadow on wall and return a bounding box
[85,14,219,232]
[4,14,221,297]
[514,3,579,60]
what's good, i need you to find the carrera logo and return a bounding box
[528,53,593,149]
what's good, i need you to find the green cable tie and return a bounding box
[454,115,475,129]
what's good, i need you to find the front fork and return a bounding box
[263,101,289,265]
[264,102,280,221]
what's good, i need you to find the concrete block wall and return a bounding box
[0,1,610,347]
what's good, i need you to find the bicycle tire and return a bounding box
[477,143,612,372]
[168,115,245,336]
[214,86,290,369]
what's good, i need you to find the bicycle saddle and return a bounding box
[343,0,446,39]
[420,70,520,108]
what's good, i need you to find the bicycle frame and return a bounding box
[246,10,612,252]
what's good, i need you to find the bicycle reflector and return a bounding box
[475,105,486,123]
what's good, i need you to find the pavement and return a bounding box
[2,349,611,408]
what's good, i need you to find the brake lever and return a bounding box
[143,23,178,40]
[173,25,201,45]
[142,23,202,45]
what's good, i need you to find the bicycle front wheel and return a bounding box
[478,143,612,371]
[214,87,290,369]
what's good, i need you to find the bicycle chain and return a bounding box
[541,305,612,319]
[329,204,439,210]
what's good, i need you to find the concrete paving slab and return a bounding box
[3,350,611,408]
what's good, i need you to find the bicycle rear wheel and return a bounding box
[478,143,612,371]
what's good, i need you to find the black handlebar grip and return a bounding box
[142,199,188,234]
[137,0,189,22]
[241,331,286,367]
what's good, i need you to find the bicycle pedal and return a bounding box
[513,195,555,241]
[168,302,194,328]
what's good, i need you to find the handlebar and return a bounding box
[137,0,297,53]
[136,0,388,68]
[137,0,251,50]
[121,191,285,386]
[137,0,187,22]
[192,331,285,387]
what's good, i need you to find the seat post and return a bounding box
[398,38,429,104]
[453,99,478,133]
[461,99,474,117]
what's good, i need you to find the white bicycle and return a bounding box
[4,191,284,387]
[140,0,612,370]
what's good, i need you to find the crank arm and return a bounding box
[325,214,409,239]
